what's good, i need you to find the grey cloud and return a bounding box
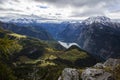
[71,5,104,17]
[0,0,8,4]
[71,10,105,18]
[55,13,61,15]
[0,0,120,19]
[34,0,119,8]
[34,0,120,18]
[0,8,22,12]
[12,0,20,3]
[110,10,120,13]
[0,0,20,4]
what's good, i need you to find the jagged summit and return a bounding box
[83,16,111,25]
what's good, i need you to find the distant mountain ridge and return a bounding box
[0,21,53,41]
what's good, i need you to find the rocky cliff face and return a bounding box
[40,22,69,40]
[59,23,82,42]
[77,18,120,59]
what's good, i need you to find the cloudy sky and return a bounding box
[0,0,120,19]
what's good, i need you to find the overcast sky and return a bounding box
[0,0,120,19]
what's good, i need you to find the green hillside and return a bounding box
[0,28,100,80]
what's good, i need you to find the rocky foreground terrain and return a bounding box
[59,58,120,80]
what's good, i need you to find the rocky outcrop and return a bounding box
[103,58,120,70]
[59,58,119,80]
[94,58,120,70]
[81,68,113,80]
[58,68,79,80]
[81,58,120,80]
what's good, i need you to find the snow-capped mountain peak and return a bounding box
[83,16,111,25]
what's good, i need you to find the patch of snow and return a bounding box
[58,41,81,49]
[83,16,111,25]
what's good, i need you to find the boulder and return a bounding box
[81,68,113,80]
[58,68,79,80]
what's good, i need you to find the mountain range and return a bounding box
[0,16,120,60]
[58,16,120,60]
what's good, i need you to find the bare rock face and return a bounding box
[58,68,79,80]
[103,58,120,70]
[81,68,113,80]
[77,16,120,60]
[59,59,119,80]
[93,58,120,69]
